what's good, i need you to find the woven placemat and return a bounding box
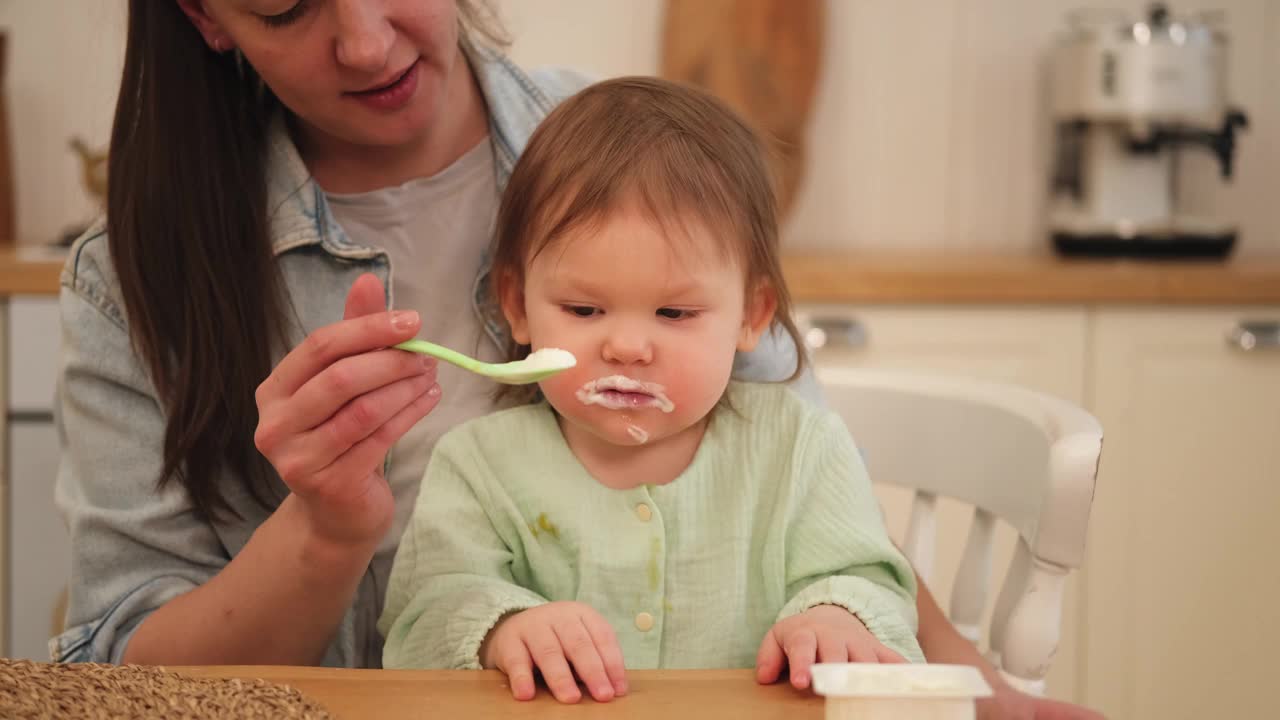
[0,659,333,720]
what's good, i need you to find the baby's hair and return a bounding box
[491,76,805,404]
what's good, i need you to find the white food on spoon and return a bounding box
[521,347,577,373]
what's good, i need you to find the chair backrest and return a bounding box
[815,367,1102,694]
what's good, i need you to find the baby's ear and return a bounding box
[737,279,778,352]
[497,270,531,345]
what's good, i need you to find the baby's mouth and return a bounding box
[576,375,675,413]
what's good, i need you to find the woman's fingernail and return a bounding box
[421,356,436,370]
[427,384,442,398]
[390,310,419,331]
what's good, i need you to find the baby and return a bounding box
[378,76,922,703]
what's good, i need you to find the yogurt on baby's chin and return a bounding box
[522,348,576,371]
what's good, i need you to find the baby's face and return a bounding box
[505,200,771,450]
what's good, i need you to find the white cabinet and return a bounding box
[2,296,69,661]
[7,420,65,660]
[796,304,1089,705]
[797,302,1280,718]
[1082,308,1280,720]
[796,305,1088,403]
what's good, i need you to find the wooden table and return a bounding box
[175,666,824,719]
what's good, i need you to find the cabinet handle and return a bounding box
[1227,321,1280,351]
[804,316,868,351]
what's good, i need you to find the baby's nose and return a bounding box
[601,325,653,365]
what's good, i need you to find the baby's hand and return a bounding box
[755,604,905,690]
[480,601,628,704]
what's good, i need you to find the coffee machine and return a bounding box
[1048,4,1247,257]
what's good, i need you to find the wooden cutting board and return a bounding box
[660,0,824,218]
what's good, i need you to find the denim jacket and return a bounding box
[52,45,818,668]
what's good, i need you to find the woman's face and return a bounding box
[181,0,464,150]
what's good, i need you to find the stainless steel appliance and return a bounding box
[1048,3,1248,257]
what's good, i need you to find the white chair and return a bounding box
[815,367,1103,695]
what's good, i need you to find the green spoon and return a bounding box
[394,340,576,385]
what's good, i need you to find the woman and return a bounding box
[53,2,1099,717]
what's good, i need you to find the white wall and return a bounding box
[0,3,125,245]
[1,1,1275,255]
[500,0,1279,257]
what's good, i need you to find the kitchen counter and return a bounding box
[0,246,65,297]
[782,251,1280,305]
[3,245,1280,304]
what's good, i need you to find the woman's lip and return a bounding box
[345,60,420,111]
[350,61,417,94]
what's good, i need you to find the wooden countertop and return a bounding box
[174,666,823,720]
[3,245,1279,304]
[782,251,1280,305]
[0,246,65,296]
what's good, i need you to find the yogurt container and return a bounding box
[811,663,994,720]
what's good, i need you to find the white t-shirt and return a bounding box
[325,137,506,555]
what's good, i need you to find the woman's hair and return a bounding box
[108,1,504,522]
[491,76,805,405]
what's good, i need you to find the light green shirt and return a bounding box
[379,382,923,669]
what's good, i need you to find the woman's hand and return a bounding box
[756,604,905,690]
[480,601,629,704]
[253,273,441,548]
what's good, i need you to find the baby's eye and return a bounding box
[564,305,599,318]
[657,308,698,320]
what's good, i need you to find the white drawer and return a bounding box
[795,304,1089,404]
[6,297,61,414]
